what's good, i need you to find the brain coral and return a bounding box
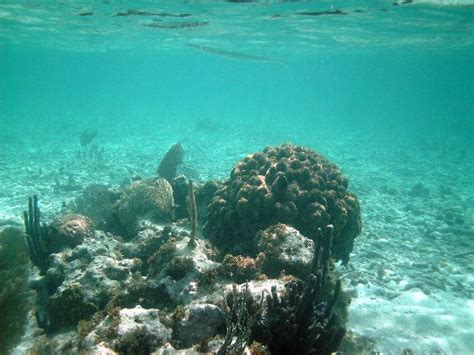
[204,144,361,263]
[117,178,174,236]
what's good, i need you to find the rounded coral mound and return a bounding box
[48,214,93,253]
[117,178,174,236]
[204,144,361,263]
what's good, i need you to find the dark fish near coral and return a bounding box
[186,43,278,63]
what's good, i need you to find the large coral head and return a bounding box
[204,144,361,263]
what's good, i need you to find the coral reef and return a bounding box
[116,178,174,236]
[196,180,221,221]
[16,143,357,354]
[146,231,220,305]
[33,230,142,330]
[82,306,171,354]
[21,218,349,353]
[204,143,361,262]
[157,143,184,182]
[170,175,190,219]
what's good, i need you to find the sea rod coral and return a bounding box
[256,225,345,354]
[23,195,50,275]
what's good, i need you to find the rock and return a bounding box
[83,306,171,354]
[220,254,258,283]
[147,235,219,304]
[40,231,142,330]
[172,303,224,349]
[114,306,171,353]
[257,224,314,278]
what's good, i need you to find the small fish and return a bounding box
[186,43,279,64]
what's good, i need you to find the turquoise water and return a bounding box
[1,1,473,354]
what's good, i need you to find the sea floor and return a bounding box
[1,117,473,353]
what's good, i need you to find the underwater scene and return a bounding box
[0,1,473,354]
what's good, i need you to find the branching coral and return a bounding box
[218,284,263,355]
[23,195,50,275]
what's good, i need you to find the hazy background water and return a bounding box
[1,1,473,152]
[1,45,473,131]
